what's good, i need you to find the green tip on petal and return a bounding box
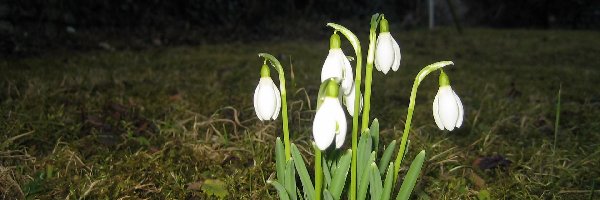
[260,64,270,77]
[439,70,451,87]
[330,32,341,49]
[379,17,389,33]
[325,79,340,98]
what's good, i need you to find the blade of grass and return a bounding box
[276,137,286,182]
[369,163,383,200]
[378,140,397,175]
[330,150,352,200]
[291,144,315,200]
[396,150,426,200]
[268,180,291,200]
[285,160,297,200]
[381,163,394,200]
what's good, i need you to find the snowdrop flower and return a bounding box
[321,32,354,95]
[432,71,463,131]
[374,17,401,74]
[313,80,347,150]
[254,64,281,121]
[341,83,363,117]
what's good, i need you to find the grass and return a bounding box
[1,28,600,199]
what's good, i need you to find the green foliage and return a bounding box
[397,151,426,200]
[291,144,315,200]
[201,179,229,199]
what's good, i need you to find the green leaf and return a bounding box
[357,154,374,200]
[323,189,334,200]
[276,137,286,182]
[381,163,395,200]
[370,119,380,151]
[285,160,298,200]
[268,180,290,200]
[201,179,229,199]
[357,131,372,188]
[330,150,352,200]
[291,144,315,200]
[322,155,332,188]
[396,150,426,200]
[369,163,383,200]
[379,140,397,175]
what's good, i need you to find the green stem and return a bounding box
[393,61,454,182]
[361,13,383,133]
[326,23,361,200]
[258,53,291,161]
[314,143,322,200]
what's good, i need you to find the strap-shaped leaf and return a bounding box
[329,150,352,200]
[378,140,397,175]
[276,137,286,182]
[370,119,380,151]
[291,144,315,200]
[357,131,372,188]
[268,180,291,200]
[323,189,334,200]
[357,152,375,200]
[381,163,394,200]
[322,155,332,188]
[285,160,297,200]
[369,163,383,200]
[396,150,426,200]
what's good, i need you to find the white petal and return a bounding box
[340,52,354,95]
[344,84,363,117]
[334,103,347,148]
[391,36,401,72]
[257,78,278,121]
[253,83,265,121]
[438,86,459,131]
[375,33,394,74]
[272,82,281,120]
[432,92,444,130]
[321,49,344,82]
[454,91,463,128]
[313,98,337,150]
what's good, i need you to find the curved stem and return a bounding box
[326,23,361,200]
[393,61,454,182]
[361,13,383,133]
[259,53,291,161]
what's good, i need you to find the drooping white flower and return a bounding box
[432,71,463,131]
[342,83,363,117]
[321,32,354,95]
[253,65,281,121]
[374,18,401,74]
[313,81,347,150]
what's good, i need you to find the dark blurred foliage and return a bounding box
[0,0,598,57]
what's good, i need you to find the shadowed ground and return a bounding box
[1,28,599,199]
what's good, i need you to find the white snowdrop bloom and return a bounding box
[321,33,354,95]
[374,18,401,74]
[342,83,363,117]
[432,72,463,131]
[313,82,347,150]
[253,65,281,121]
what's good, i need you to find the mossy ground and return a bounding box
[1,28,599,199]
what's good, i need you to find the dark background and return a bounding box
[1,0,599,57]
